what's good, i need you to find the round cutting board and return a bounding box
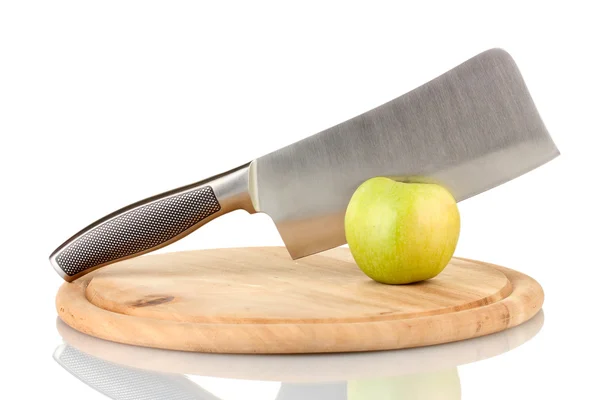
[56,246,543,354]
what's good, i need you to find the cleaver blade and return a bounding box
[49,48,559,281]
[254,48,559,258]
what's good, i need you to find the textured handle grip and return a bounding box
[50,163,253,281]
[53,186,220,278]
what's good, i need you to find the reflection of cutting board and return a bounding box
[56,247,543,354]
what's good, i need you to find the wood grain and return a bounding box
[56,247,544,354]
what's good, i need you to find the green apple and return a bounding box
[344,177,460,284]
[348,368,461,400]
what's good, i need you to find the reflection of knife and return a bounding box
[50,48,559,281]
[53,344,221,400]
[54,344,347,400]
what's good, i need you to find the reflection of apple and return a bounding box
[348,368,461,400]
[344,177,460,284]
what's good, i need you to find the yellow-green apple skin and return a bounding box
[344,177,460,284]
[348,368,461,400]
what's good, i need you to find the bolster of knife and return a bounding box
[49,162,255,282]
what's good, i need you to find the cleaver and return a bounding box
[50,48,559,281]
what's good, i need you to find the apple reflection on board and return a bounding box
[52,310,544,400]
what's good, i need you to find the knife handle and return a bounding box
[50,162,255,282]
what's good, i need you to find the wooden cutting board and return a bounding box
[56,246,543,354]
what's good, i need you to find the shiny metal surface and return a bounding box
[50,163,254,281]
[49,48,559,277]
[254,48,559,258]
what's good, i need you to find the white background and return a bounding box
[1,1,598,399]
